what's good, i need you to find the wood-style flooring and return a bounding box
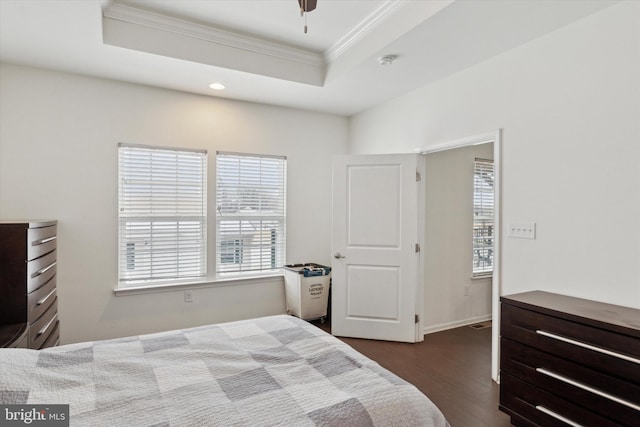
[313,321,512,427]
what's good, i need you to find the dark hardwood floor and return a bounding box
[313,321,512,427]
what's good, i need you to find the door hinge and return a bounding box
[415,314,420,324]
[416,171,421,182]
[415,243,420,253]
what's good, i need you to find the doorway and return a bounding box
[417,130,502,382]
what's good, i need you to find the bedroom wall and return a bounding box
[349,1,640,310]
[0,64,349,344]
[424,143,494,333]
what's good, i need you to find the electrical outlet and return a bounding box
[184,290,193,303]
[508,222,536,239]
[464,285,470,296]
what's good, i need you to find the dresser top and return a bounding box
[501,290,640,337]
[0,220,57,228]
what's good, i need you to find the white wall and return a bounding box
[0,64,349,343]
[350,1,640,308]
[424,143,493,333]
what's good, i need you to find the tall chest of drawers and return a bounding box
[0,220,59,349]
[499,291,639,427]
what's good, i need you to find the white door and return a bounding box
[331,154,423,343]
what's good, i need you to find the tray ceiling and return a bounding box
[0,0,619,115]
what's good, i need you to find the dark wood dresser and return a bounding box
[0,220,59,349]
[499,291,639,426]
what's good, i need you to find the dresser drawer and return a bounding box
[27,224,57,261]
[501,303,640,383]
[40,322,60,349]
[9,334,29,348]
[501,338,640,426]
[27,275,57,323]
[26,249,57,293]
[500,372,621,427]
[29,299,58,349]
[11,330,29,348]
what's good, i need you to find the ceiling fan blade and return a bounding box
[298,0,317,12]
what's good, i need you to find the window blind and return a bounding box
[118,143,207,284]
[472,158,494,276]
[216,152,286,275]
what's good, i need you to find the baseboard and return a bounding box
[423,314,492,335]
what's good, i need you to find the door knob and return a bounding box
[334,252,346,259]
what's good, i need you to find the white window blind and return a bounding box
[472,158,494,277]
[118,143,207,285]
[216,152,286,276]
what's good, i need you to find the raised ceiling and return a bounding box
[0,0,619,116]
[115,0,390,53]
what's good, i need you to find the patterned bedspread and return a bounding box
[0,315,449,426]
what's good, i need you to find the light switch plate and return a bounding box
[509,223,536,239]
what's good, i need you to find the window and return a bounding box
[472,158,494,277]
[216,152,286,276]
[118,143,207,286]
[220,239,243,265]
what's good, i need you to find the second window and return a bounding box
[216,152,287,276]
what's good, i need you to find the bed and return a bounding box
[0,315,449,426]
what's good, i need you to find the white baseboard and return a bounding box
[423,314,492,335]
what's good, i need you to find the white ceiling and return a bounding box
[0,0,618,116]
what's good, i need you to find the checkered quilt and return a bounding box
[0,315,449,426]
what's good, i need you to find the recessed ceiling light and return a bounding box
[209,82,225,90]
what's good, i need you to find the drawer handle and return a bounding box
[36,288,56,306]
[535,406,583,427]
[31,261,56,279]
[38,314,57,336]
[537,368,640,412]
[536,329,640,365]
[32,236,57,246]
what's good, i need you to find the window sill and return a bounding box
[471,273,493,280]
[113,272,284,296]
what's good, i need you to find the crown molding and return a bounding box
[324,0,409,63]
[103,3,325,67]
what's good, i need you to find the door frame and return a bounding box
[415,129,502,383]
